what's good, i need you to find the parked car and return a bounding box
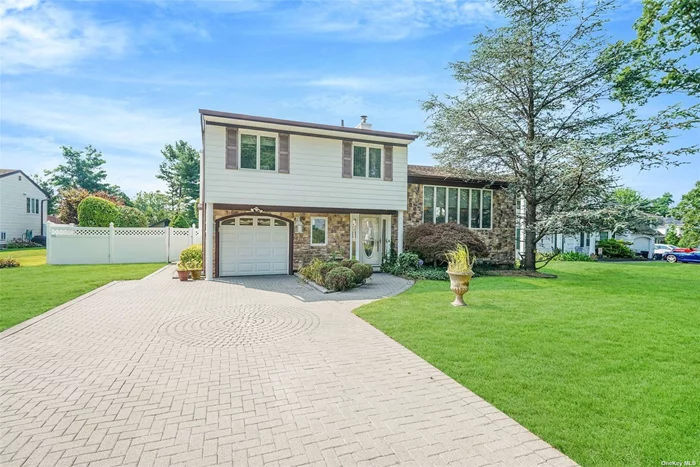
[663,246,700,263]
[653,243,678,260]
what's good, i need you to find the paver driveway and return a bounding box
[0,266,576,467]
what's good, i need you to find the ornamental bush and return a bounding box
[180,244,202,265]
[324,267,357,291]
[404,223,489,264]
[114,206,148,227]
[351,263,373,283]
[0,258,20,268]
[597,239,635,258]
[57,187,124,224]
[554,251,594,262]
[340,258,358,268]
[6,238,42,249]
[318,261,341,284]
[299,258,325,284]
[77,196,119,227]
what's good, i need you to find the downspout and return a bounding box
[40,199,47,236]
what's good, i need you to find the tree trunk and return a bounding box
[523,198,538,270]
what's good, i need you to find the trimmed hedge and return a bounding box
[340,258,359,268]
[77,196,119,227]
[351,263,373,283]
[404,223,488,263]
[115,206,148,227]
[325,267,356,291]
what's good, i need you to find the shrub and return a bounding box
[324,267,357,291]
[597,239,635,258]
[396,252,421,274]
[77,196,119,227]
[340,258,358,268]
[5,238,42,249]
[318,261,341,283]
[171,215,191,228]
[31,235,46,246]
[402,266,449,281]
[57,187,124,224]
[180,244,202,265]
[555,251,594,262]
[351,263,373,283]
[404,223,489,264]
[115,206,148,227]
[0,258,20,268]
[299,258,325,284]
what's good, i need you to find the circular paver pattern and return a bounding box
[158,304,320,348]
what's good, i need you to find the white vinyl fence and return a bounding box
[46,222,201,265]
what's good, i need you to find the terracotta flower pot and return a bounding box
[190,270,202,280]
[177,270,190,281]
[447,271,474,306]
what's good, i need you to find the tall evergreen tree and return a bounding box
[420,0,695,270]
[156,141,200,224]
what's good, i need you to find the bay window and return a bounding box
[422,185,493,229]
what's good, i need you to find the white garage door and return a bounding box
[219,216,289,276]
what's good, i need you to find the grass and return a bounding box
[356,262,700,467]
[0,248,165,332]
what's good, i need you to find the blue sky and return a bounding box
[1,0,697,202]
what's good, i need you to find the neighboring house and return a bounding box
[46,215,63,224]
[199,110,516,278]
[0,169,48,246]
[655,217,683,241]
[530,231,655,258]
[150,219,171,227]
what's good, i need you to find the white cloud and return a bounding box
[0,92,198,195]
[305,75,433,93]
[280,0,495,41]
[0,0,129,74]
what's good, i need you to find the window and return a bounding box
[422,186,494,229]
[34,199,39,214]
[423,187,434,223]
[352,145,381,178]
[0,232,5,241]
[27,198,31,213]
[26,198,39,214]
[599,232,608,241]
[239,218,254,226]
[257,218,271,226]
[240,133,276,170]
[311,217,327,245]
[273,219,286,227]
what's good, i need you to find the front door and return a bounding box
[359,216,381,266]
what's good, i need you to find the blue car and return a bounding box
[663,247,700,263]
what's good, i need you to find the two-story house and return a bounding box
[199,110,515,278]
[0,169,48,247]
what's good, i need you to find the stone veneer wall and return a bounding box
[212,209,351,274]
[404,183,516,265]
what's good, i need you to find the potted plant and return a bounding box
[188,260,203,280]
[445,244,477,306]
[176,261,190,281]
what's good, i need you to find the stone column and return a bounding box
[397,210,404,254]
[205,203,214,281]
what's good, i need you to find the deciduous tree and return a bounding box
[420,0,695,270]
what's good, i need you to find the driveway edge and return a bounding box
[0,281,120,340]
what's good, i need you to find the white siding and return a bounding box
[0,172,47,243]
[203,125,408,211]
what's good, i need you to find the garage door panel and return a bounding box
[219,216,289,277]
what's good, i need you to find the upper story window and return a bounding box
[423,186,492,229]
[353,145,381,178]
[26,198,39,214]
[240,132,276,171]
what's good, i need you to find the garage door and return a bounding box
[219,216,289,276]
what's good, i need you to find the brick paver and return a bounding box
[0,267,577,466]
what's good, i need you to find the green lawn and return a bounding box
[0,248,165,332]
[356,262,700,467]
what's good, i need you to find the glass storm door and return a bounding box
[360,216,381,266]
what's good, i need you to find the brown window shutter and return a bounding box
[278,133,290,173]
[383,145,393,181]
[225,127,238,169]
[342,141,352,178]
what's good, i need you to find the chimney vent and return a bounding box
[356,115,372,130]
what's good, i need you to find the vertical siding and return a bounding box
[204,125,408,211]
[0,174,47,242]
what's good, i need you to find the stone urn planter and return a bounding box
[447,271,474,306]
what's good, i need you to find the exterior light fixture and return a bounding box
[294,216,303,234]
